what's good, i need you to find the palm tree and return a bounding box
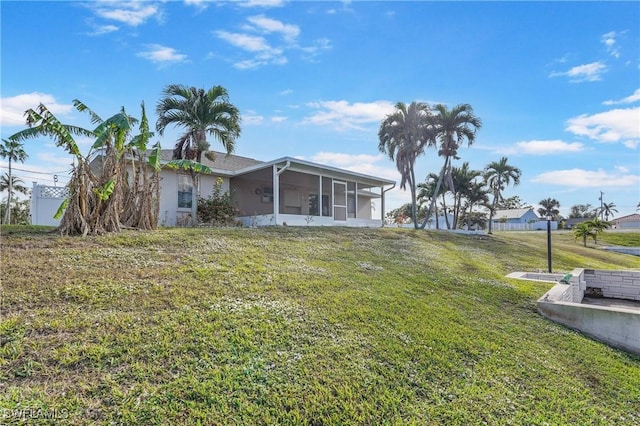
[419,104,482,229]
[378,101,434,228]
[417,173,439,229]
[0,174,29,197]
[537,198,560,220]
[585,217,611,244]
[573,222,596,247]
[156,84,241,225]
[0,138,28,224]
[463,179,490,229]
[599,202,618,221]
[450,162,481,229]
[156,84,241,163]
[484,157,522,234]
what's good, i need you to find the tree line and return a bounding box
[377,101,628,233]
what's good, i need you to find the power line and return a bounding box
[1,166,71,176]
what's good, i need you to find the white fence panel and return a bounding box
[30,183,68,226]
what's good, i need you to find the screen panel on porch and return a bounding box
[333,181,347,221]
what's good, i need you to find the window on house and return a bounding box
[262,186,273,203]
[178,175,193,208]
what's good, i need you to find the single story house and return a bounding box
[564,218,590,229]
[611,213,640,229]
[31,150,396,228]
[155,150,396,227]
[490,208,555,231]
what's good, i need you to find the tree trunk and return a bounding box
[487,193,498,234]
[4,158,12,224]
[442,198,451,229]
[420,155,449,229]
[410,167,418,229]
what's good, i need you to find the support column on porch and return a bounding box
[318,175,322,217]
[380,185,385,223]
[273,164,279,225]
[354,182,358,219]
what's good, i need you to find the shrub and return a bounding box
[197,178,236,226]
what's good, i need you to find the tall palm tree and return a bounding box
[378,101,434,228]
[0,138,28,224]
[537,198,561,220]
[484,157,521,234]
[463,179,490,229]
[600,202,618,221]
[156,84,241,163]
[417,173,439,229]
[156,84,241,225]
[419,103,481,229]
[450,162,481,229]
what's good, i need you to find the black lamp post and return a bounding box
[546,214,552,273]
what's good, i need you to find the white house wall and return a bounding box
[357,195,372,220]
[158,170,230,226]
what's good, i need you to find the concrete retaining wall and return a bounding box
[537,299,640,356]
[583,269,640,301]
[511,268,640,355]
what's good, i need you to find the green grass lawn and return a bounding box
[2,227,639,425]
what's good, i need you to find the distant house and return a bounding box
[611,213,640,229]
[490,208,554,231]
[564,217,590,230]
[32,150,396,228]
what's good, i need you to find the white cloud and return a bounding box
[303,100,395,131]
[214,15,329,69]
[90,2,161,27]
[279,89,293,96]
[137,44,188,64]
[184,0,208,11]
[215,30,288,68]
[247,15,300,43]
[623,140,640,149]
[243,111,264,125]
[550,61,607,82]
[1,93,73,127]
[532,168,639,188]
[504,140,585,155]
[565,107,639,146]
[237,0,285,8]
[310,152,385,168]
[297,38,332,61]
[215,31,270,52]
[270,116,287,123]
[601,31,621,59]
[603,88,640,105]
[87,24,119,36]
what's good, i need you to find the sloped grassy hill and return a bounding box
[2,227,639,425]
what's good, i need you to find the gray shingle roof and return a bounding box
[493,208,536,220]
[158,150,263,172]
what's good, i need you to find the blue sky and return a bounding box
[2,0,639,218]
